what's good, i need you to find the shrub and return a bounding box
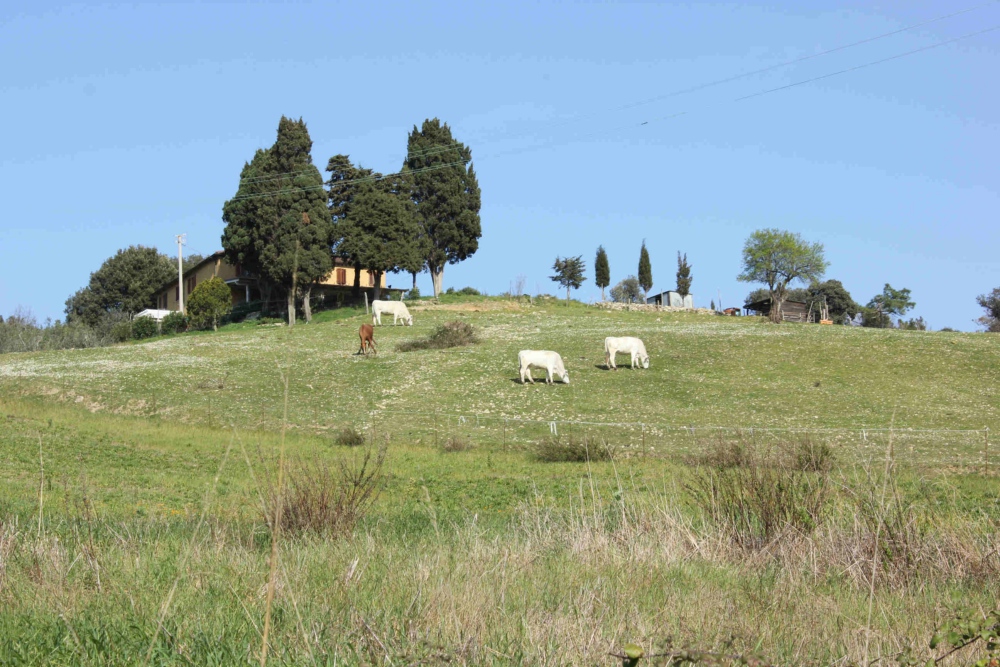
[334,426,366,448]
[110,320,133,343]
[260,445,386,536]
[534,434,614,462]
[131,316,159,340]
[610,276,641,303]
[398,320,477,352]
[228,299,263,323]
[455,286,480,296]
[404,286,421,300]
[160,311,188,335]
[187,277,232,331]
[790,438,836,472]
[440,434,471,453]
[686,438,831,550]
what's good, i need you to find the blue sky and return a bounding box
[1,0,997,330]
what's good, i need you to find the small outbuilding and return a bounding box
[646,291,694,308]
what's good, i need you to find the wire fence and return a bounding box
[327,410,993,475]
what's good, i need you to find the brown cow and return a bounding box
[358,323,377,356]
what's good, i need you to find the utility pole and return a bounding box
[176,234,186,315]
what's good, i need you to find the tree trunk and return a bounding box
[600,286,605,302]
[411,271,417,290]
[566,286,571,302]
[303,284,313,323]
[431,265,444,297]
[287,289,296,327]
[352,262,362,300]
[373,271,383,301]
[770,295,783,324]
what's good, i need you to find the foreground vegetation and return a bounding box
[0,298,997,664]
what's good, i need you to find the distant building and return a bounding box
[154,251,387,312]
[744,298,810,322]
[646,291,694,308]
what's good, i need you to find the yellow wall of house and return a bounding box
[157,257,239,311]
[318,266,387,289]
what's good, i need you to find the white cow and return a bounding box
[604,336,650,370]
[518,350,570,384]
[372,300,413,326]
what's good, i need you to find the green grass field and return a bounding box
[0,298,997,665]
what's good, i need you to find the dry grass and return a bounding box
[534,433,615,462]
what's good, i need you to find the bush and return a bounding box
[534,434,614,462]
[791,438,836,472]
[334,426,366,448]
[610,276,641,303]
[110,320,133,343]
[686,439,831,550]
[160,311,188,335]
[260,445,386,536]
[404,286,421,300]
[187,277,232,331]
[398,320,477,352]
[228,299,263,323]
[440,434,471,453]
[131,316,159,340]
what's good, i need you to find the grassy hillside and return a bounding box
[0,297,998,665]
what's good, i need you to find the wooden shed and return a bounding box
[745,298,811,322]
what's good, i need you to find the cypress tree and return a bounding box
[595,246,610,301]
[676,252,692,297]
[403,119,481,296]
[222,117,332,325]
[638,240,653,300]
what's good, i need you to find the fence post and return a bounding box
[364,292,369,315]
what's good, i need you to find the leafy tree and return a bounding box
[186,277,232,331]
[743,288,770,307]
[550,256,586,301]
[865,284,915,329]
[808,279,859,324]
[710,299,716,311]
[222,117,332,326]
[610,276,641,303]
[65,246,175,327]
[638,240,653,300]
[327,154,377,300]
[676,252,692,297]
[594,246,610,301]
[737,229,828,323]
[976,287,1000,332]
[897,316,927,331]
[403,119,481,296]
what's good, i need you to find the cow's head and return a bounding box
[641,354,650,369]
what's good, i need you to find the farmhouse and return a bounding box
[744,297,811,322]
[155,251,387,311]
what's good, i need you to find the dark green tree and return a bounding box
[187,277,233,331]
[327,154,377,300]
[403,119,481,296]
[808,279,859,324]
[550,256,586,301]
[865,284,915,329]
[737,229,828,323]
[594,246,610,301]
[638,240,653,300]
[65,246,175,326]
[676,252,692,297]
[222,117,332,326]
[348,177,422,301]
[976,287,1000,332]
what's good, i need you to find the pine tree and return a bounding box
[594,246,610,301]
[403,119,481,296]
[222,117,332,325]
[676,252,692,297]
[550,256,586,301]
[638,240,653,300]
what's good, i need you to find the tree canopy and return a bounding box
[403,119,481,296]
[737,229,828,323]
[550,256,586,301]
[65,246,175,326]
[222,117,332,326]
[864,284,915,328]
[610,276,641,304]
[594,246,610,301]
[976,288,1000,332]
[676,252,692,297]
[187,277,232,331]
[638,241,653,299]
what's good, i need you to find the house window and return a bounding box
[367,271,375,287]
[186,276,197,295]
[336,268,346,285]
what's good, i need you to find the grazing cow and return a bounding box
[372,299,413,326]
[358,323,377,356]
[604,336,650,370]
[518,350,570,384]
